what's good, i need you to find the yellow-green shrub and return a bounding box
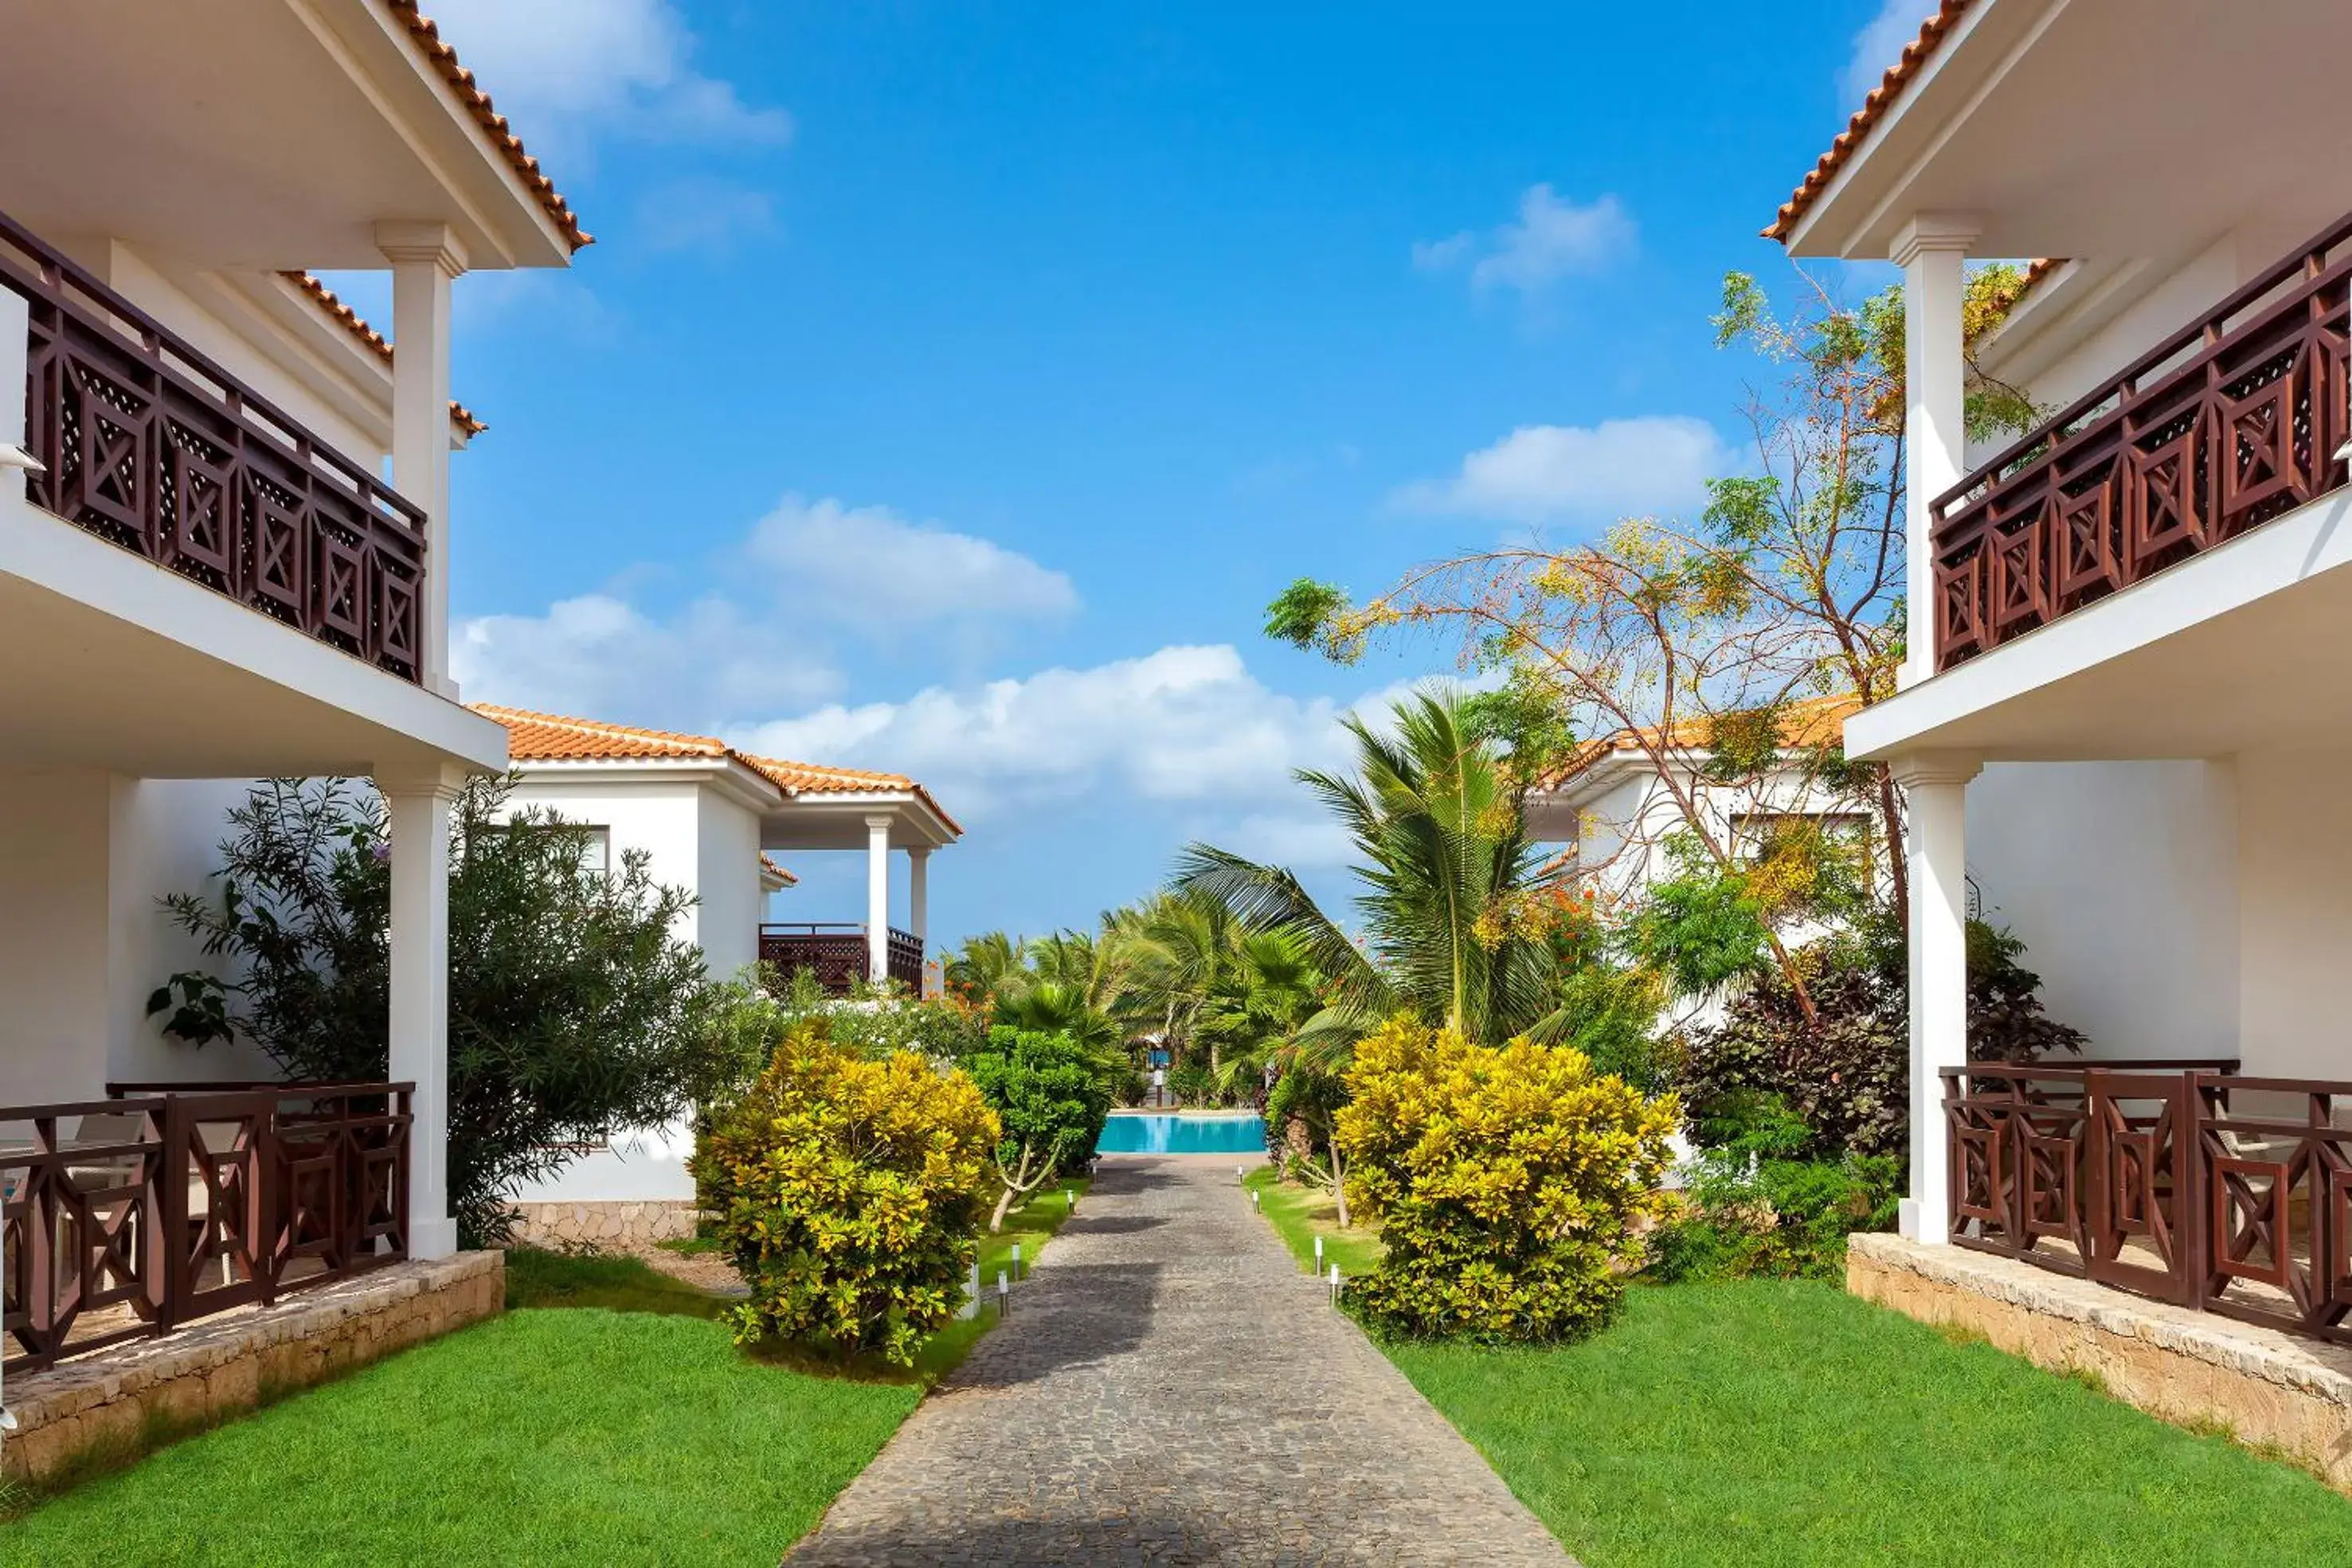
[695,1023,1000,1366]
[1336,1015,1677,1343]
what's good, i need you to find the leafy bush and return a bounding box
[760,966,993,1062]
[1645,1097,1900,1283]
[1679,959,1906,1159]
[1167,1061,1217,1105]
[1680,921,2085,1163]
[962,1026,1113,1230]
[695,1025,999,1367]
[155,777,723,1245]
[1266,1063,1354,1224]
[1336,1016,1677,1344]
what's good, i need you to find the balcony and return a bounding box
[758,923,925,995]
[0,209,429,683]
[1931,213,2352,672]
[1,1081,413,1374]
[1943,1062,2352,1346]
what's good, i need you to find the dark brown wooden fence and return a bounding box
[0,208,429,682]
[0,1082,411,1373]
[1944,1062,2352,1344]
[1931,212,2352,670]
[758,924,923,994]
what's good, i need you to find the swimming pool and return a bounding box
[1097,1112,1266,1156]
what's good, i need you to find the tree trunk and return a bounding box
[989,1182,1017,1234]
[1330,1137,1350,1230]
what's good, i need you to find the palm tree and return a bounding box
[1176,686,1560,1058]
[945,930,1028,1003]
[1198,928,1323,1100]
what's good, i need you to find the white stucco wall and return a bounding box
[92,242,385,473]
[496,772,760,1207]
[1966,761,2240,1063]
[494,778,706,946]
[695,792,762,982]
[2234,749,2352,1080]
[0,773,276,1105]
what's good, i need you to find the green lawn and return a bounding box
[1391,1278,2352,1568]
[0,1309,915,1567]
[1244,1166,1383,1277]
[2,1179,1095,1565]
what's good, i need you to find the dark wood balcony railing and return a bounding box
[0,209,429,682]
[0,1081,411,1374]
[1943,1062,2352,1345]
[757,924,924,995]
[1931,213,2352,670]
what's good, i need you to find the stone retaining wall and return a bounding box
[1849,1232,2352,1489]
[507,1199,696,1250]
[2,1252,503,1484]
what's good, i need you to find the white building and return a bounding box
[1524,696,1867,908]
[0,2,577,1402]
[472,707,961,1240]
[1771,0,2352,1342]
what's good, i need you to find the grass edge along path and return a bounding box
[1244,1166,1383,1277]
[2,1179,1095,1565]
[1388,1277,2352,1568]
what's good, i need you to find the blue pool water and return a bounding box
[1098,1112,1266,1155]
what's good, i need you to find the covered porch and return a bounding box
[750,768,959,997]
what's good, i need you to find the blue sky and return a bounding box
[346,0,1916,948]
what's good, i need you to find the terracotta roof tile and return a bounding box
[284,272,486,436]
[1764,2,1975,243]
[472,705,730,762]
[381,1,591,252]
[470,705,963,835]
[760,852,799,887]
[1541,694,1864,790]
[738,753,965,836]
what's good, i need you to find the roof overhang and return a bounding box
[759,792,961,854]
[0,0,577,271]
[0,490,503,778]
[500,753,961,850]
[1780,0,2352,263]
[503,755,787,817]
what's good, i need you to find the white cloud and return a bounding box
[452,495,1072,725]
[1395,416,1731,524]
[453,592,841,726]
[634,177,777,254]
[730,646,1394,822]
[1842,0,1921,107]
[746,496,1078,628]
[421,0,791,151]
[1213,811,1360,870]
[1414,186,1635,297]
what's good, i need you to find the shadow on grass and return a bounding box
[503,1248,729,1320]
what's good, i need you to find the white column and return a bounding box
[908,847,931,997]
[385,768,466,1259]
[865,815,893,985]
[1893,753,1980,1245]
[1894,215,1977,691]
[378,222,468,698]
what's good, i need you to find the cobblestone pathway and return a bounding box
[785,1154,1574,1567]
